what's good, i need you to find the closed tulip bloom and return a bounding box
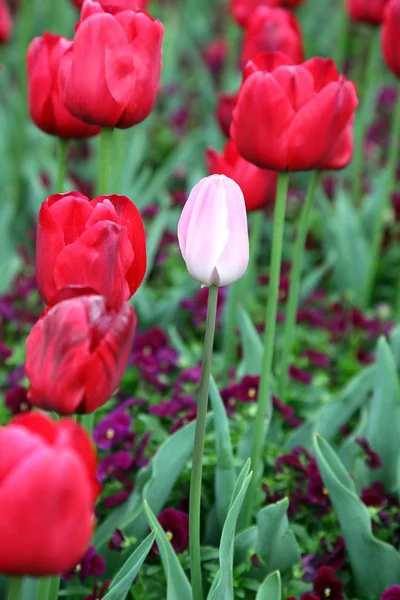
[231,53,358,172]
[205,140,278,211]
[60,0,163,129]
[230,0,308,27]
[0,412,99,575]
[0,0,12,43]
[27,34,100,139]
[36,192,146,307]
[382,0,400,79]
[241,7,304,66]
[178,175,249,286]
[216,91,237,137]
[346,0,389,24]
[26,294,137,414]
[71,0,149,8]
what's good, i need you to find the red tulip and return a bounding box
[36,192,146,307]
[0,412,99,575]
[231,53,358,172]
[70,0,149,8]
[230,0,308,27]
[0,0,12,43]
[26,294,137,414]
[27,33,100,139]
[216,91,237,137]
[205,139,277,211]
[241,7,304,66]
[346,0,389,24]
[382,0,400,78]
[60,0,163,129]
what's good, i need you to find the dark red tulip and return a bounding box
[346,0,390,24]
[0,412,99,575]
[382,1,400,79]
[205,139,277,211]
[230,0,308,27]
[216,91,237,137]
[231,53,358,172]
[60,0,163,129]
[36,192,146,307]
[26,294,137,414]
[241,6,304,66]
[27,33,100,139]
[0,0,12,43]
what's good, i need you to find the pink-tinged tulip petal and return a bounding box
[53,221,134,306]
[231,71,295,170]
[61,14,135,127]
[288,79,358,170]
[303,57,339,91]
[26,295,137,414]
[178,175,249,286]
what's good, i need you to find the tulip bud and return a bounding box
[230,0,308,27]
[382,0,400,79]
[60,1,163,129]
[70,0,149,7]
[346,0,389,24]
[178,175,249,287]
[0,0,12,44]
[0,412,99,575]
[26,295,137,414]
[205,140,278,212]
[27,33,101,139]
[36,192,146,307]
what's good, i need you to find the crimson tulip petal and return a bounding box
[231,71,295,170]
[36,200,66,304]
[302,56,339,91]
[382,0,400,79]
[48,193,93,245]
[243,50,293,80]
[272,64,314,111]
[54,221,134,306]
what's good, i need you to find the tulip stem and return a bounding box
[97,128,114,196]
[80,413,94,436]
[351,27,381,204]
[241,171,290,529]
[189,284,218,600]
[47,576,60,600]
[36,578,51,600]
[7,578,23,600]
[55,139,69,193]
[279,170,321,403]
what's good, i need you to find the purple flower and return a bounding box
[0,341,12,361]
[63,546,106,582]
[301,349,331,368]
[109,529,126,552]
[97,452,132,482]
[355,437,382,470]
[235,375,260,403]
[312,566,344,600]
[93,410,132,450]
[302,552,319,582]
[289,365,313,385]
[220,383,239,414]
[306,462,330,511]
[4,385,31,414]
[272,396,295,422]
[381,585,400,600]
[157,508,189,553]
[361,481,386,507]
[84,580,111,600]
[321,536,346,571]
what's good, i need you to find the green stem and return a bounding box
[55,139,69,193]
[97,128,114,196]
[80,413,94,436]
[335,2,350,72]
[365,88,400,308]
[189,284,219,600]
[351,27,381,204]
[7,578,23,600]
[279,171,321,403]
[47,576,60,600]
[36,578,51,600]
[241,172,290,528]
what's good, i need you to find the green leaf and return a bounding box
[0,202,22,294]
[207,461,253,600]
[103,532,155,600]
[255,499,300,575]
[236,307,263,377]
[314,434,400,599]
[144,502,192,600]
[365,337,400,490]
[209,376,236,528]
[256,571,282,600]
[234,527,257,567]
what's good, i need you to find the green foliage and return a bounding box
[256,571,281,600]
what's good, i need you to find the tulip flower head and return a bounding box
[178,175,249,287]
[241,6,304,66]
[26,294,137,414]
[60,0,163,129]
[27,33,101,139]
[216,91,237,137]
[36,192,146,307]
[0,0,12,44]
[346,0,390,24]
[230,0,308,27]
[231,53,358,172]
[206,140,278,211]
[382,0,400,79]
[70,0,149,7]
[0,413,99,575]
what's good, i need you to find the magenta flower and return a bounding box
[355,437,382,469]
[157,508,189,553]
[381,585,400,599]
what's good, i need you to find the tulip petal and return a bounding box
[36,200,67,304]
[231,71,295,170]
[272,65,314,111]
[302,57,339,92]
[48,193,93,245]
